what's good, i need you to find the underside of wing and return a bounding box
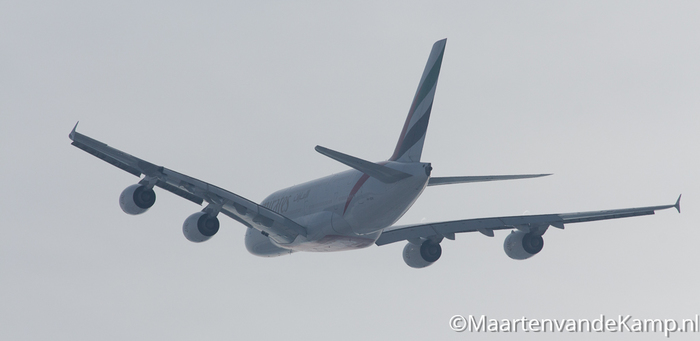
[376,197,681,246]
[69,123,306,244]
[376,214,561,246]
[377,197,679,267]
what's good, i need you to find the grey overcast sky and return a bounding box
[1,1,698,340]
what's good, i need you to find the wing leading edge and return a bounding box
[375,195,681,246]
[69,123,306,244]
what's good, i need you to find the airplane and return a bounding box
[69,39,681,268]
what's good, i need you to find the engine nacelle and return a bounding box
[244,228,293,257]
[504,230,544,260]
[183,212,220,243]
[119,184,156,215]
[403,240,442,268]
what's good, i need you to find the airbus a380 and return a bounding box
[69,39,680,268]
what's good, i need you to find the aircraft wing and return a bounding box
[375,197,681,246]
[69,123,306,244]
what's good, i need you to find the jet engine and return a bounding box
[503,230,544,260]
[244,228,293,257]
[119,184,156,215]
[183,212,220,242]
[403,240,442,268]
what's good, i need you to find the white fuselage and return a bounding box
[245,162,431,255]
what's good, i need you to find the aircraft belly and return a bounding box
[288,233,379,252]
[262,164,429,252]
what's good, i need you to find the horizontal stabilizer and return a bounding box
[427,174,551,186]
[315,146,412,184]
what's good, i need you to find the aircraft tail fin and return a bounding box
[389,39,446,163]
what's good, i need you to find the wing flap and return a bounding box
[154,180,204,205]
[70,140,143,177]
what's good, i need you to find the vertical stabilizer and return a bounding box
[389,39,446,162]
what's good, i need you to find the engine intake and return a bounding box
[119,184,156,215]
[504,230,544,260]
[183,212,220,242]
[403,240,442,268]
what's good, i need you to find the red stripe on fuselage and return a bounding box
[343,173,370,215]
[342,161,390,215]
